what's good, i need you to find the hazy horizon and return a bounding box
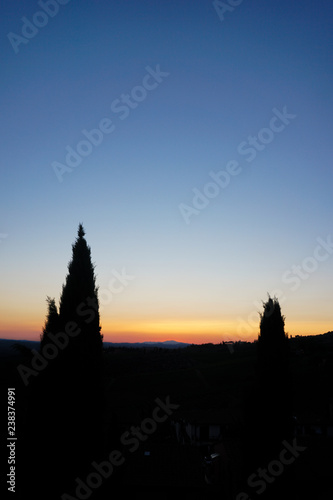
[1,327,331,346]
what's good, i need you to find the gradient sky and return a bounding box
[1,0,332,343]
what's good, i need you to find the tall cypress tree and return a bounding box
[58,223,103,369]
[242,296,293,499]
[256,296,292,461]
[40,296,60,350]
[25,225,104,499]
[257,295,289,374]
[39,223,103,378]
[55,224,104,457]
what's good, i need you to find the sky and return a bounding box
[1,0,332,344]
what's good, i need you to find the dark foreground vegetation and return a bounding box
[2,332,333,499]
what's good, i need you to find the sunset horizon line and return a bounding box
[1,328,332,346]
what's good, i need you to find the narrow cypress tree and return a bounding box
[39,224,103,380]
[58,223,103,370]
[25,225,104,498]
[55,224,104,453]
[257,295,289,374]
[40,296,60,350]
[243,296,293,498]
[257,296,292,459]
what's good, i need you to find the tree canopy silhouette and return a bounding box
[26,224,104,499]
[41,223,103,360]
[243,295,293,497]
[257,295,289,374]
[40,296,60,351]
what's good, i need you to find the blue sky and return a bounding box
[1,0,332,342]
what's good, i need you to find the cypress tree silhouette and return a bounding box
[257,295,289,376]
[40,296,60,350]
[58,223,103,374]
[25,224,104,499]
[257,296,292,450]
[243,296,293,499]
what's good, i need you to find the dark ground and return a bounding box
[1,333,333,498]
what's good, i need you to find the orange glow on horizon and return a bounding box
[99,318,242,344]
[0,317,331,344]
[99,317,332,344]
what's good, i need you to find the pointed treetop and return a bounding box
[78,223,85,238]
[260,295,285,324]
[258,294,287,345]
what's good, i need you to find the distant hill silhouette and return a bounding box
[0,339,190,358]
[104,340,191,349]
